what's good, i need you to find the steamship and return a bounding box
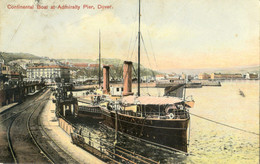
[98,0,192,152]
[100,61,191,152]
[76,0,193,152]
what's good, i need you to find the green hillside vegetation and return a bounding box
[101,58,160,78]
[70,58,161,79]
[0,51,160,79]
[0,52,40,63]
[58,58,95,63]
[73,66,159,80]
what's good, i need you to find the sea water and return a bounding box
[185,80,259,164]
[74,80,259,163]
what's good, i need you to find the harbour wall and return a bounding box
[58,118,75,135]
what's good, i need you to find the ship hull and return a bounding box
[102,109,189,152]
[77,105,103,120]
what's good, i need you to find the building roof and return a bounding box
[28,65,69,69]
[122,95,183,105]
[167,74,176,77]
[156,74,165,77]
[89,64,99,67]
[73,63,88,68]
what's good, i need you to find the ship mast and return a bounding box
[98,30,101,88]
[137,0,141,96]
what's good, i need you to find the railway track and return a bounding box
[0,88,78,163]
[5,89,51,163]
[7,113,18,163]
[7,101,49,163]
[0,89,49,162]
[27,94,79,163]
[26,97,56,164]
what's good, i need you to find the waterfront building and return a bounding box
[141,76,155,83]
[0,63,11,76]
[211,73,243,80]
[198,73,211,80]
[245,72,258,79]
[193,75,199,80]
[166,73,180,80]
[0,59,21,81]
[26,65,70,83]
[181,73,192,81]
[155,74,165,81]
[181,73,186,80]
[9,72,20,81]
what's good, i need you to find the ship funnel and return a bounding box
[123,61,134,96]
[103,66,110,94]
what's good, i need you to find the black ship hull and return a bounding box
[102,109,189,152]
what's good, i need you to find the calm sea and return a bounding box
[186,80,259,164]
[74,80,259,163]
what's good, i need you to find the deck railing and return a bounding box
[118,108,189,119]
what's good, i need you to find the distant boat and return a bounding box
[239,89,245,97]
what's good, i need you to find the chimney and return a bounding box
[103,66,110,94]
[123,61,134,96]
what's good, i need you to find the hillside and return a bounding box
[0,52,160,78]
[0,52,41,63]
[2,52,257,76]
[65,58,161,77]
[58,58,95,63]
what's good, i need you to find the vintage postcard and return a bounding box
[0,0,259,163]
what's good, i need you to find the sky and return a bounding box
[0,0,259,71]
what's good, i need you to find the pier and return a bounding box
[52,82,162,163]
